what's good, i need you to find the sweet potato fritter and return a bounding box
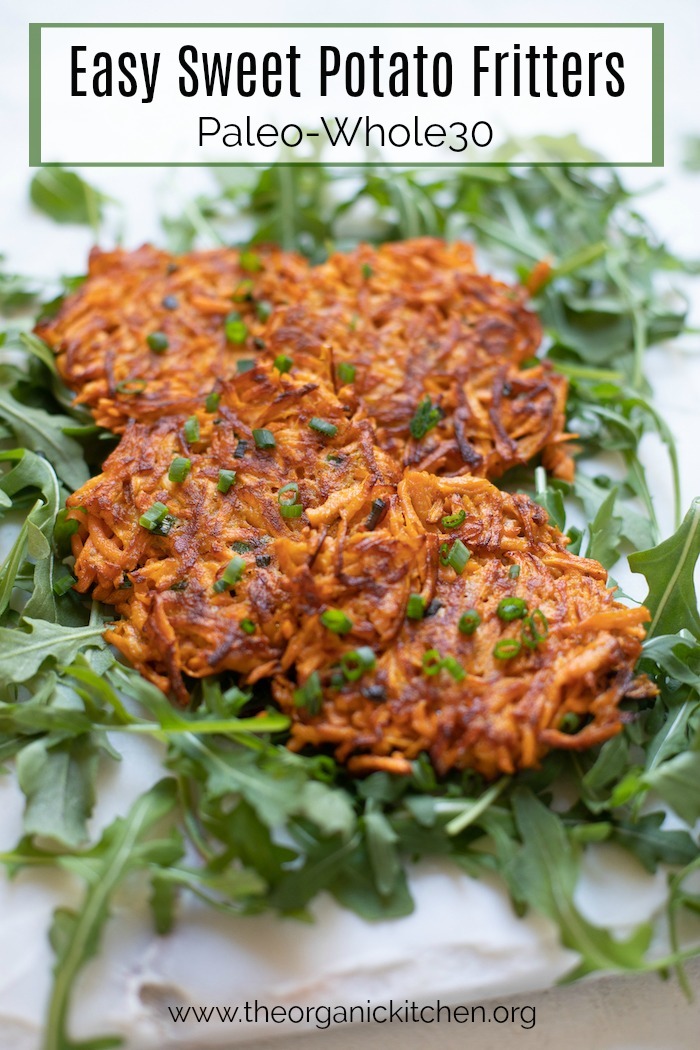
[37,244,309,431]
[66,365,399,699]
[273,472,652,779]
[58,237,649,779]
[37,238,573,480]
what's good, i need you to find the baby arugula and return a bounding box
[0,143,698,1047]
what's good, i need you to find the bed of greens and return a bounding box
[1,138,700,1049]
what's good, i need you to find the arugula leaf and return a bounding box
[40,780,180,1050]
[30,167,107,233]
[629,499,700,639]
[611,812,698,873]
[587,486,623,568]
[509,788,654,980]
[0,389,89,490]
[17,735,99,848]
[643,749,700,826]
[0,618,105,686]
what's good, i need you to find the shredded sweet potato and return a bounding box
[59,239,649,778]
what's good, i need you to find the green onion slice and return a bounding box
[253,428,276,449]
[53,573,76,597]
[183,416,200,444]
[441,508,466,530]
[409,396,442,440]
[521,608,549,649]
[493,638,522,660]
[341,647,376,682]
[213,555,246,592]
[320,609,353,635]
[407,594,426,621]
[274,354,293,373]
[278,481,299,506]
[232,279,255,302]
[147,331,169,353]
[497,596,528,622]
[139,502,176,535]
[205,391,220,413]
[225,311,248,344]
[255,299,273,321]
[422,649,443,676]
[508,564,521,579]
[440,538,470,574]
[236,359,256,374]
[240,250,262,273]
[337,361,356,384]
[168,456,191,483]
[309,417,338,438]
[115,378,147,395]
[240,618,256,635]
[442,655,466,682]
[458,610,481,635]
[217,469,236,493]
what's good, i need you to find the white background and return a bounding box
[1,1,700,1049]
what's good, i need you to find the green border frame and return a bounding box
[28,22,664,168]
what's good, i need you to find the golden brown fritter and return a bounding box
[66,364,399,699]
[273,472,652,779]
[261,239,573,478]
[37,244,309,431]
[37,238,572,480]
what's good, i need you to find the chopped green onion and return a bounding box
[493,638,522,660]
[442,655,466,682]
[330,670,345,690]
[458,610,481,635]
[255,299,273,321]
[217,469,236,493]
[170,580,188,592]
[309,417,338,438]
[361,263,373,279]
[341,647,376,682]
[409,396,442,440]
[53,573,76,597]
[234,439,248,459]
[521,608,549,649]
[168,456,191,483]
[278,482,303,519]
[366,498,387,530]
[240,250,262,273]
[280,503,303,519]
[497,597,528,622]
[441,509,466,530]
[232,279,255,302]
[115,378,147,395]
[253,337,266,351]
[205,391,220,413]
[508,564,521,579]
[320,609,353,635]
[520,356,540,369]
[274,353,293,373]
[293,670,322,715]
[232,541,251,554]
[337,361,356,384]
[225,312,248,344]
[559,712,581,734]
[236,359,256,373]
[139,502,176,535]
[183,416,200,444]
[422,649,443,676]
[213,555,246,592]
[441,539,470,574]
[278,481,299,506]
[147,331,169,354]
[253,428,276,449]
[406,594,426,620]
[161,295,178,310]
[240,618,256,635]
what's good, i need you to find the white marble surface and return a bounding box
[1,2,700,1048]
